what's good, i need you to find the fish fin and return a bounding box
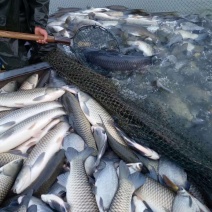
[20,189,33,207]
[188,196,193,207]
[99,197,105,212]
[92,185,97,195]
[31,152,45,170]
[64,202,71,212]
[119,160,130,180]
[143,201,154,212]
[163,175,179,192]
[97,161,106,171]
[57,172,69,187]
[68,114,75,128]
[0,121,16,128]
[93,161,106,179]
[65,147,94,162]
[158,174,165,185]
[80,101,90,116]
[129,171,146,190]
[0,129,14,140]
[196,33,207,41]
[27,205,37,212]
[33,95,46,101]
[8,149,27,157]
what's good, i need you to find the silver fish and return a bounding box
[0,152,26,167]
[41,194,70,212]
[109,161,145,212]
[117,163,144,176]
[62,92,97,155]
[12,121,69,194]
[132,196,152,212]
[85,155,96,177]
[127,40,154,56]
[65,147,99,211]
[115,126,160,160]
[0,110,12,119]
[172,188,210,212]
[175,30,207,41]
[0,101,62,134]
[62,133,85,152]
[0,81,17,93]
[0,159,23,204]
[12,118,61,155]
[91,125,107,167]
[135,177,175,212]
[158,157,189,190]
[19,74,39,90]
[89,12,120,21]
[180,22,204,32]
[78,91,141,163]
[0,87,65,107]
[0,108,65,153]
[94,159,118,211]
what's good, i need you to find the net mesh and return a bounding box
[44,48,212,205]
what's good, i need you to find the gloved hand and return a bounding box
[34,26,48,44]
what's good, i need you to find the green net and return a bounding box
[43,48,212,205]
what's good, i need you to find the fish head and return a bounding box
[92,125,107,142]
[0,159,23,177]
[12,165,31,194]
[78,91,91,103]
[177,187,189,196]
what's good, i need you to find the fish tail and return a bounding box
[119,160,146,190]
[196,33,207,41]
[65,147,94,162]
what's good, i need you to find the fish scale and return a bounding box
[0,87,65,107]
[0,175,14,204]
[67,159,98,211]
[109,180,134,212]
[135,177,175,212]
[24,122,68,166]
[0,153,26,167]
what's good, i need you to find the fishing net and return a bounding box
[43,48,212,205]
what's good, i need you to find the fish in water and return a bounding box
[83,49,151,71]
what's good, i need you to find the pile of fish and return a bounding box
[47,5,212,164]
[0,71,210,211]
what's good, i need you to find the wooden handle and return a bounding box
[0,30,55,42]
